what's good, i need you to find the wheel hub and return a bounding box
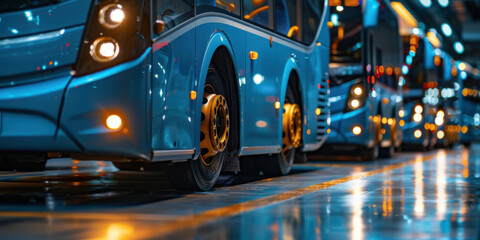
[200,92,229,165]
[283,103,302,150]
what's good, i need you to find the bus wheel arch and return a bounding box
[261,70,304,176]
[208,46,240,172]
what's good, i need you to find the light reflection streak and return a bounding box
[382,172,393,217]
[105,223,134,240]
[414,156,424,217]
[350,179,364,240]
[436,150,447,218]
[462,149,469,178]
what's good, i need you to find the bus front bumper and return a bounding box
[0,56,151,160]
[324,107,373,148]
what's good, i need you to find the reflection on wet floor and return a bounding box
[0,145,479,239]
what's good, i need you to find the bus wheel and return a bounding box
[262,87,301,176]
[381,118,396,158]
[166,67,229,191]
[2,153,47,171]
[363,115,381,161]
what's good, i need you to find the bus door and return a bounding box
[151,0,196,150]
[243,0,280,148]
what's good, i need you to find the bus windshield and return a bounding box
[329,6,363,64]
[402,35,425,92]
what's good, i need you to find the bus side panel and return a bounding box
[194,17,246,158]
[244,28,281,148]
[151,26,196,152]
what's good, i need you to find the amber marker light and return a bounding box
[275,101,281,109]
[249,51,258,60]
[315,108,321,115]
[399,109,405,118]
[352,126,362,135]
[190,91,197,100]
[106,114,123,130]
[414,129,422,138]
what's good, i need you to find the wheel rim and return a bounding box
[200,88,230,166]
[375,114,382,145]
[282,103,302,154]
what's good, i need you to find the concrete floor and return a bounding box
[0,144,479,239]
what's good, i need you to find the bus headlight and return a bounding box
[436,110,445,118]
[349,99,361,109]
[437,130,444,139]
[90,37,120,62]
[413,113,422,123]
[352,126,362,135]
[435,117,444,126]
[345,82,365,113]
[414,104,423,113]
[353,86,363,96]
[414,129,422,138]
[99,4,125,29]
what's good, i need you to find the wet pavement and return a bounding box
[0,144,479,239]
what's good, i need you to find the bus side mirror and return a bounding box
[363,0,379,28]
[154,20,165,35]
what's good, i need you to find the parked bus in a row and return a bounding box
[0,0,331,190]
[458,62,480,147]
[435,53,460,148]
[399,30,440,150]
[310,0,403,161]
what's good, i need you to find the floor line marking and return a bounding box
[0,153,437,237]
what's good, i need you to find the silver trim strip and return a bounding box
[239,146,281,156]
[0,28,66,47]
[303,143,323,152]
[152,149,194,162]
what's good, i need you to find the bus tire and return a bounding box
[261,85,299,176]
[166,67,228,191]
[362,145,379,161]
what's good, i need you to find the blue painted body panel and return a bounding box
[0,70,79,151]
[0,26,84,78]
[60,50,152,159]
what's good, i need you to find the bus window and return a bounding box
[280,0,301,40]
[243,0,272,29]
[153,0,194,35]
[197,0,240,15]
[301,0,324,44]
[330,6,362,64]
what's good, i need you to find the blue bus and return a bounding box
[0,0,330,190]
[435,53,460,148]
[310,0,403,161]
[458,62,480,147]
[400,32,439,150]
